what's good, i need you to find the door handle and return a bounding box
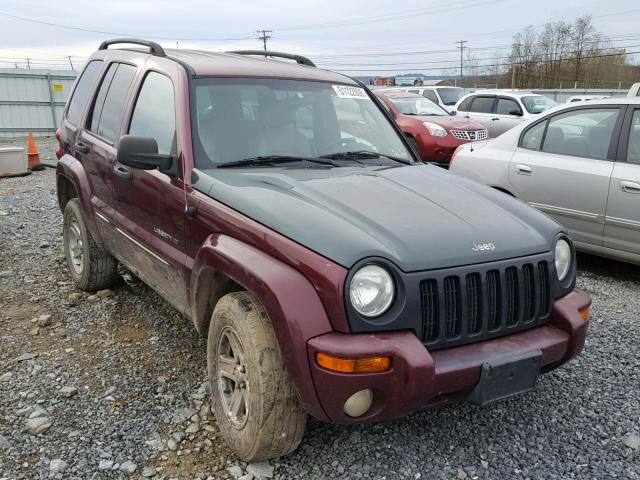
[112,164,133,181]
[74,142,89,154]
[516,164,532,175]
[620,180,640,194]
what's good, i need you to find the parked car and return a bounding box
[454,91,557,137]
[374,91,487,166]
[566,95,610,103]
[450,97,640,265]
[628,83,640,97]
[56,38,591,461]
[379,86,465,113]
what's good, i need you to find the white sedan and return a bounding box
[450,97,640,265]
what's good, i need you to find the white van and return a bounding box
[378,86,464,113]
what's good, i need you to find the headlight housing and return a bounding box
[349,264,395,317]
[423,121,448,137]
[555,238,572,281]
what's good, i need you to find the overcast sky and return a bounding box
[0,0,638,75]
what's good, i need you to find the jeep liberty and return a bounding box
[56,39,591,461]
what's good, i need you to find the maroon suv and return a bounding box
[56,39,591,461]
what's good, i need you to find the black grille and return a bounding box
[420,261,552,350]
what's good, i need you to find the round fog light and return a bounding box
[343,389,373,418]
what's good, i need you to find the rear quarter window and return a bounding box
[66,60,103,126]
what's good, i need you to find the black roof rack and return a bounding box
[99,38,166,57]
[227,50,315,67]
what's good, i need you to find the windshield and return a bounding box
[521,95,557,114]
[191,78,413,167]
[436,88,464,106]
[389,97,447,116]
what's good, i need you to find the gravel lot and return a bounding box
[1,143,639,479]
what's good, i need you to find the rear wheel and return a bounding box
[207,291,307,461]
[63,199,119,291]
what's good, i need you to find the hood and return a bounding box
[193,164,562,272]
[415,115,486,131]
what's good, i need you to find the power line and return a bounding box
[274,0,508,31]
[0,10,257,42]
[322,49,639,72]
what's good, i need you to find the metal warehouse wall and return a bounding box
[0,68,77,138]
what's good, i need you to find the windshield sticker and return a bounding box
[332,85,369,100]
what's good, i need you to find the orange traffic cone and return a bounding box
[27,132,43,171]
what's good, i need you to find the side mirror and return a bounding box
[117,135,173,171]
[509,109,523,116]
[449,111,457,116]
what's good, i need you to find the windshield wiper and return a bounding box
[319,150,411,165]
[217,155,335,168]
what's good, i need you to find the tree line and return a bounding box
[461,15,639,89]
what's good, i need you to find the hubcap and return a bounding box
[67,219,84,274]
[217,326,249,429]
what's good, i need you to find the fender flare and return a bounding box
[191,233,333,421]
[56,154,104,245]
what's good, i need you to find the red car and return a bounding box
[375,91,487,166]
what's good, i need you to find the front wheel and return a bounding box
[207,292,307,461]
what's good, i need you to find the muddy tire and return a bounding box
[63,199,119,291]
[207,291,307,461]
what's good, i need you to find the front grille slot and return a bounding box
[466,273,482,334]
[538,262,550,317]
[419,259,553,350]
[443,276,461,338]
[420,279,439,342]
[487,270,501,330]
[505,267,519,326]
[522,264,535,322]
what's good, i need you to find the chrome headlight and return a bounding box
[423,121,448,137]
[555,238,572,281]
[349,265,395,317]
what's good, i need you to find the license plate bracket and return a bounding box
[467,350,542,407]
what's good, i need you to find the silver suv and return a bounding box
[454,91,557,137]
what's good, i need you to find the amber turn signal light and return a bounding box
[579,306,591,321]
[316,352,391,373]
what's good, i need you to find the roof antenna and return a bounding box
[176,41,197,218]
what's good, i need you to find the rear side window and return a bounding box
[627,110,640,164]
[129,72,176,155]
[496,98,521,115]
[89,63,137,142]
[542,108,618,160]
[470,96,494,113]
[422,90,439,103]
[66,60,103,126]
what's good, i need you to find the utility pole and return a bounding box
[67,56,74,70]
[456,40,467,89]
[26,58,31,70]
[256,29,272,55]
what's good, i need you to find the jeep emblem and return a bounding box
[472,242,496,252]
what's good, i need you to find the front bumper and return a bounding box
[417,132,481,164]
[307,288,590,424]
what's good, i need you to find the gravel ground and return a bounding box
[1,150,639,479]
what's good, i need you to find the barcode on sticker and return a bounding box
[332,85,369,99]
